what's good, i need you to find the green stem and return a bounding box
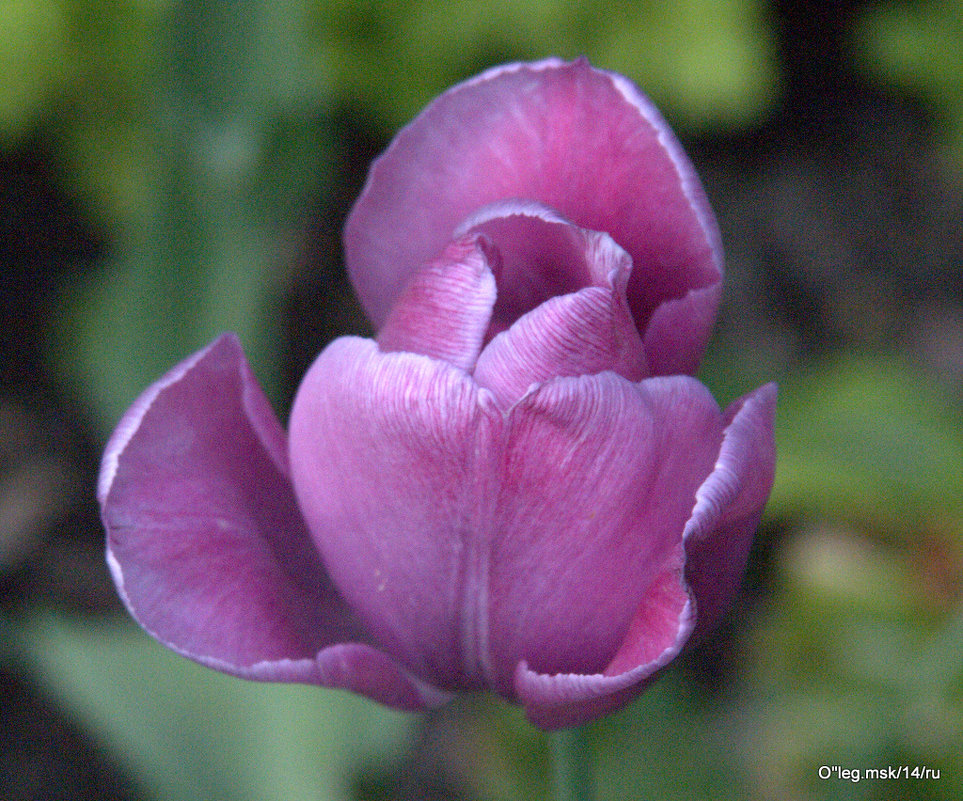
[549,726,593,801]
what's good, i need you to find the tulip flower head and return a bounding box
[99,58,776,729]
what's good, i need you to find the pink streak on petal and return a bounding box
[604,562,695,676]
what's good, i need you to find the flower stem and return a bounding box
[549,726,593,801]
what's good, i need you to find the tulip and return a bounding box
[100,58,776,729]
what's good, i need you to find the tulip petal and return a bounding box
[288,337,501,691]
[643,282,722,375]
[474,285,647,408]
[377,234,497,371]
[683,382,778,637]
[454,200,631,336]
[514,566,695,729]
[463,202,648,406]
[345,58,721,372]
[487,373,725,694]
[474,226,648,408]
[100,334,446,709]
[506,380,776,730]
[314,643,453,710]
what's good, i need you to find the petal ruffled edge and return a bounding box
[100,334,450,712]
[513,566,695,730]
[683,382,778,638]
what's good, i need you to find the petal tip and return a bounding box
[97,333,243,506]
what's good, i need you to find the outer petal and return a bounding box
[515,567,695,729]
[683,383,778,638]
[288,337,501,691]
[507,380,776,730]
[489,374,726,697]
[345,58,722,372]
[101,334,446,709]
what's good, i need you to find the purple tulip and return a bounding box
[99,59,776,729]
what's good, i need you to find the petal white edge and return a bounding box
[97,336,230,506]
[452,198,572,236]
[603,68,724,273]
[514,589,695,703]
[682,382,778,543]
[458,57,724,274]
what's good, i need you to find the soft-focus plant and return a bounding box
[311,0,779,132]
[858,0,963,162]
[98,59,776,731]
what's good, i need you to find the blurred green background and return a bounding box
[1,1,961,799]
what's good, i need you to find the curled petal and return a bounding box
[345,58,722,371]
[472,212,647,407]
[487,374,726,695]
[100,334,444,710]
[474,287,646,408]
[315,644,453,710]
[454,200,626,336]
[683,383,778,638]
[378,234,497,372]
[514,567,695,729]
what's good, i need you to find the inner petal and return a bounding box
[455,200,627,340]
[377,233,497,372]
[462,202,648,407]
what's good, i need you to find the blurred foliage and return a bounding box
[695,350,963,800]
[310,0,781,132]
[0,0,783,229]
[0,0,73,145]
[50,0,330,427]
[742,531,962,801]
[2,0,783,231]
[2,1,960,229]
[1,1,961,800]
[859,0,963,161]
[7,613,416,801]
[769,356,963,540]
